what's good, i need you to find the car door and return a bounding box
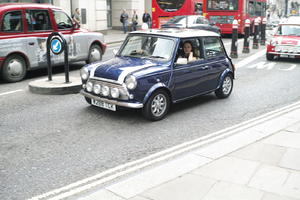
[172,38,212,101]
[201,36,229,91]
[25,9,54,68]
[52,9,88,61]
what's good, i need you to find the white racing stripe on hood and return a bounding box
[117,63,154,83]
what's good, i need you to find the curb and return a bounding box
[28,76,82,95]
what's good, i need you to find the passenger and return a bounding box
[179,41,198,62]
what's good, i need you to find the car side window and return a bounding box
[1,11,23,32]
[53,10,73,30]
[203,37,224,58]
[196,17,204,24]
[26,10,52,31]
[176,38,203,63]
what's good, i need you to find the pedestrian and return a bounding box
[142,11,151,29]
[72,8,81,24]
[120,9,129,34]
[132,10,138,31]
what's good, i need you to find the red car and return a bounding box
[266,17,300,60]
[0,3,106,82]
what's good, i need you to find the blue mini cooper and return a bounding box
[80,29,235,121]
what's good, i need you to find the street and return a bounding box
[1,37,300,200]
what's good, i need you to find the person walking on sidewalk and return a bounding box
[132,10,138,31]
[142,11,151,29]
[120,9,129,34]
[72,8,81,25]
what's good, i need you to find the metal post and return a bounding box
[230,19,239,58]
[46,34,53,81]
[63,39,69,83]
[261,17,267,46]
[253,18,259,49]
[257,17,261,44]
[242,19,250,53]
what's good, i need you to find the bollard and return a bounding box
[257,17,262,44]
[252,18,259,49]
[242,19,251,53]
[230,19,238,58]
[261,17,267,45]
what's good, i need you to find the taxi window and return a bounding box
[1,11,23,32]
[53,10,73,30]
[26,10,52,31]
[203,37,224,58]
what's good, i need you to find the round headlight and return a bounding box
[111,88,120,98]
[86,81,93,92]
[125,75,137,90]
[101,86,110,96]
[93,84,101,94]
[80,67,89,80]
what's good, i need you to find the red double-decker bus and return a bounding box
[152,0,203,28]
[202,0,267,34]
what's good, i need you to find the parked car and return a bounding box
[266,17,300,60]
[80,29,234,121]
[0,3,106,82]
[161,15,220,34]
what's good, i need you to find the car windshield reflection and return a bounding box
[277,25,300,36]
[119,35,175,61]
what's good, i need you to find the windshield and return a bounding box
[277,25,300,36]
[207,0,238,11]
[156,0,185,12]
[119,35,176,61]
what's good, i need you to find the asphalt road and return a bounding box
[1,38,300,200]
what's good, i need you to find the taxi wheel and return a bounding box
[86,44,102,64]
[142,90,170,121]
[1,55,27,83]
[215,74,233,99]
[266,53,274,61]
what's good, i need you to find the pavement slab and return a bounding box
[262,193,300,200]
[285,123,300,133]
[77,189,125,200]
[141,174,216,200]
[263,131,300,149]
[279,148,300,171]
[191,156,259,185]
[202,181,264,200]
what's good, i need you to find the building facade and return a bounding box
[1,0,152,31]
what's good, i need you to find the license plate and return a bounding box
[280,54,295,58]
[91,99,116,111]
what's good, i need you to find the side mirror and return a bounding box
[176,58,188,65]
[113,49,118,56]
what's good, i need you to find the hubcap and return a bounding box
[90,48,101,62]
[222,76,232,95]
[151,94,167,117]
[7,59,23,77]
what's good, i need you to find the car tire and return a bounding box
[142,90,170,121]
[1,54,27,82]
[86,44,102,64]
[85,97,92,104]
[215,74,233,99]
[266,53,274,61]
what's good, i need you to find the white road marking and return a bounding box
[29,100,300,200]
[0,89,23,96]
[279,64,297,71]
[235,49,266,68]
[247,61,276,70]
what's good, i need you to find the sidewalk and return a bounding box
[76,101,300,200]
[104,29,128,44]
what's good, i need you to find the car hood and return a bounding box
[274,35,300,45]
[88,56,164,83]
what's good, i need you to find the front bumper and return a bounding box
[80,90,143,109]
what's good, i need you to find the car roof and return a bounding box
[130,28,219,38]
[279,16,300,25]
[0,3,61,12]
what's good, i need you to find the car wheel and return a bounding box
[85,97,92,104]
[266,53,274,61]
[215,74,233,99]
[1,54,27,82]
[86,44,102,64]
[142,90,170,121]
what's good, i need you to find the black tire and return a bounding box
[1,55,26,82]
[142,90,170,121]
[86,44,102,64]
[215,74,233,99]
[266,53,274,61]
[85,97,92,104]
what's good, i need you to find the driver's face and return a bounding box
[183,43,192,54]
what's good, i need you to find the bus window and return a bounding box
[156,0,185,12]
[207,0,238,10]
[195,3,203,14]
[249,1,255,16]
[255,2,262,16]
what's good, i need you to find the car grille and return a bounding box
[275,45,300,54]
[87,79,129,100]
